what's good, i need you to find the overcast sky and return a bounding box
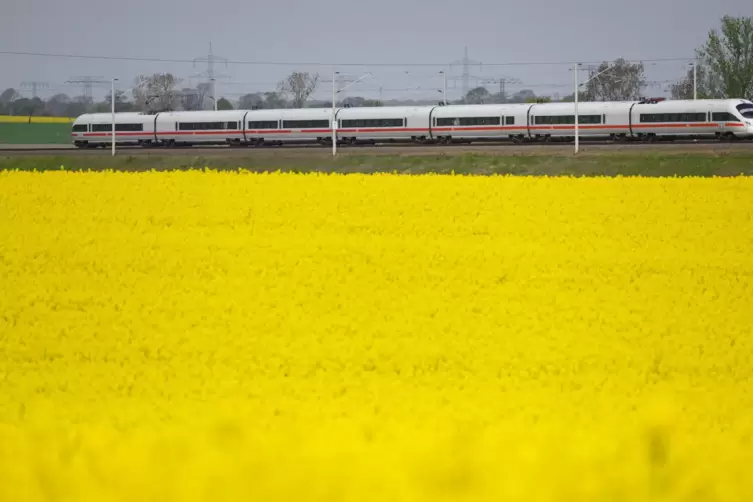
[1,0,751,103]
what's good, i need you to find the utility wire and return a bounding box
[0,50,696,67]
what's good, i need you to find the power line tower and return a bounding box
[21,81,49,99]
[192,41,230,109]
[448,46,482,98]
[481,76,521,102]
[66,76,104,104]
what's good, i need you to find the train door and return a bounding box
[711,110,726,137]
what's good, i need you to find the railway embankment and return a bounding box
[2,149,752,176]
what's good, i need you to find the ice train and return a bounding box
[71,98,753,148]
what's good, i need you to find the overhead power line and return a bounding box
[0,50,697,67]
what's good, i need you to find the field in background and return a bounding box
[1,171,752,501]
[0,115,74,124]
[0,115,73,144]
[0,123,71,144]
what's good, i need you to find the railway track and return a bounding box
[1,139,751,156]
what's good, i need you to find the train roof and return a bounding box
[337,106,432,118]
[244,108,334,119]
[155,110,246,121]
[73,112,150,120]
[73,112,153,124]
[432,104,532,116]
[528,101,630,113]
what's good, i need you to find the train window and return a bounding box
[712,112,737,122]
[92,123,144,132]
[436,118,457,126]
[248,121,279,129]
[341,118,404,128]
[436,116,500,126]
[579,115,601,124]
[640,113,706,123]
[72,124,87,132]
[178,122,227,130]
[535,115,602,125]
[505,116,514,125]
[115,123,144,132]
[282,120,330,129]
[226,122,238,129]
[736,104,753,118]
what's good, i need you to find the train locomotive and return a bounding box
[71,98,753,148]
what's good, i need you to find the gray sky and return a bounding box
[2,0,751,103]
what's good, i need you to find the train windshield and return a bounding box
[736,104,753,118]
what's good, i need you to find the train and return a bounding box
[71,98,753,148]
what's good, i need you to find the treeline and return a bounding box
[1,15,750,117]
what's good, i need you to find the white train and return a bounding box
[71,98,753,148]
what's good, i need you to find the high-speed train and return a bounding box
[71,98,753,148]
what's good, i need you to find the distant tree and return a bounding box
[0,88,19,104]
[509,89,536,103]
[697,15,753,98]
[44,93,71,116]
[217,97,233,110]
[526,96,551,103]
[463,86,490,104]
[179,83,211,111]
[93,90,134,113]
[263,91,288,109]
[133,73,180,112]
[278,72,319,108]
[305,100,333,108]
[583,58,645,101]
[559,91,588,102]
[238,93,265,109]
[9,97,45,116]
[669,63,716,99]
[179,88,199,111]
[0,88,20,114]
[342,96,366,107]
[64,97,89,118]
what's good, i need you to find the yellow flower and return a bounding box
[1,171,752,501]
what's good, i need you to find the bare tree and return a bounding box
[277,72,319,108]
[584,58,646,101]
[133,73,180,112]
[698,16,753,98]
[669,63,717,99]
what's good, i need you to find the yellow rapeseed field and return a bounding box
[1,170,752,501]
[0,115,74,124]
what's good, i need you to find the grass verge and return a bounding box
[1,151,752,176]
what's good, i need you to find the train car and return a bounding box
[242,108,336,146]
[154,110,248,146]
[526,102,633,141]
[336,106,433,144]
[244,109,288,146]
[72,112,155,148]
[430,104,531,143]
[630,99,753,140]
